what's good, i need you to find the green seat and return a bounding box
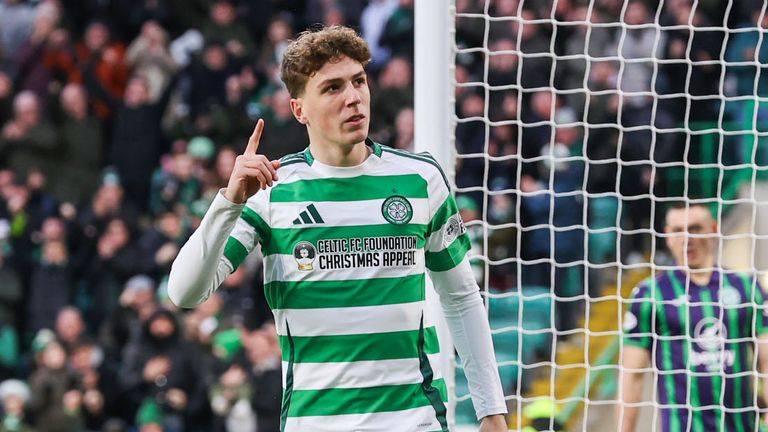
[517,285,553,364]
[587,196,618,264]
[454,286,554,426]
[0,325,18,369]
[489,286,553,366]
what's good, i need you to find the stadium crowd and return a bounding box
[0,0,766,430]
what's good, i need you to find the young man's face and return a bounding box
[664,206,717,269]
[292,56,370,149]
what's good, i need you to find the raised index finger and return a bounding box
[245,119,264,154]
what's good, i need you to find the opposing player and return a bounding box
[618,202,768,432]
[168,25,507,431]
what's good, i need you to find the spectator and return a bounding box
[319,5,346,26]
[243,323,281,432]
[201,0,256,61]
[258,87,308,160]
[212,145,238,189]
[22,170,59,237]
[181,40,232,123]
[135,399,164,432]
[584,64,621,276]
[0,72,14,125]
[487,121,518,188]
[305,0,364,28]
[0,253,21,381]
[0,91,57,179]
[217,266,266,329]
[120,309,205,432]
[454,0,486,52]
[13,3,60,103]
[519,109,585,334]
[190,293,225,349]
[360,0,399,71]
[553,6,614,112]
[487,0,521,40]
[255,15,293,85]
[149,150,203,216]
[25,238,72,337]
[52,83,103,205]
[486,38,519,100]
[209,361,255,432]
[585,61,619,126]
[379,0,414,59]
[611,1,663,110]
[726,8,768,100]
[370,56,413,135]
[659,1,723,123]
[0,180,33,263]
[386,106,414,151]
[136,212,185,293]
[98,275,159,363]
[193,73,255,146]
[53,307,87,354]
[69,339,118,430]
[85,69,178,211]
[117,0,171,41]
[0,0,36,68]
[83,217,147,329]
[0,379,33,432]
[517,9,554,90]
[75,181,140,257]
[27,340,84,431]
[76,21,130,119]
[457,194,485,285]
[520,90,557,180]
[126,21,179,102]
[455,91,487,200]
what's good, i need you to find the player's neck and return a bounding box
[683,258,716,286]
[686,269,714,286]
[309,139,369,167]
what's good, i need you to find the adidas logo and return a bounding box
[292,204,325,225]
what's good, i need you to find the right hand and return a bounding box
[143,356,171,381]
[225,119,280,204]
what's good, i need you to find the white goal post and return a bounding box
[414,0,458,428]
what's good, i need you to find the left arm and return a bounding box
[422,155,506,429]
[758,335,768,412]
[751,277,768,423]
[429,259,507,429]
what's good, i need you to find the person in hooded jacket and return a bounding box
[118,309,208,432]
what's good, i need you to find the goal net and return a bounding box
[415,0,768,430]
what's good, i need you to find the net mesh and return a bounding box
[447,0,768,430]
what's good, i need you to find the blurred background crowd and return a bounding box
[0,0,767,430]
[0,0,415,430]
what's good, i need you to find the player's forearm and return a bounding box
[617,372,644,432]
[759,337,768,412]
[762,368,768,415]
[619,406,640,432]
[168,191,243,308]
[762,377,768,420]
[430,259,508,419]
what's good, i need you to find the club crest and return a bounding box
[382,196,413,225]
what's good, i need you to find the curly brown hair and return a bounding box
[281,25,371,97]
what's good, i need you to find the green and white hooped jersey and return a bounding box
[223,141,470,432]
